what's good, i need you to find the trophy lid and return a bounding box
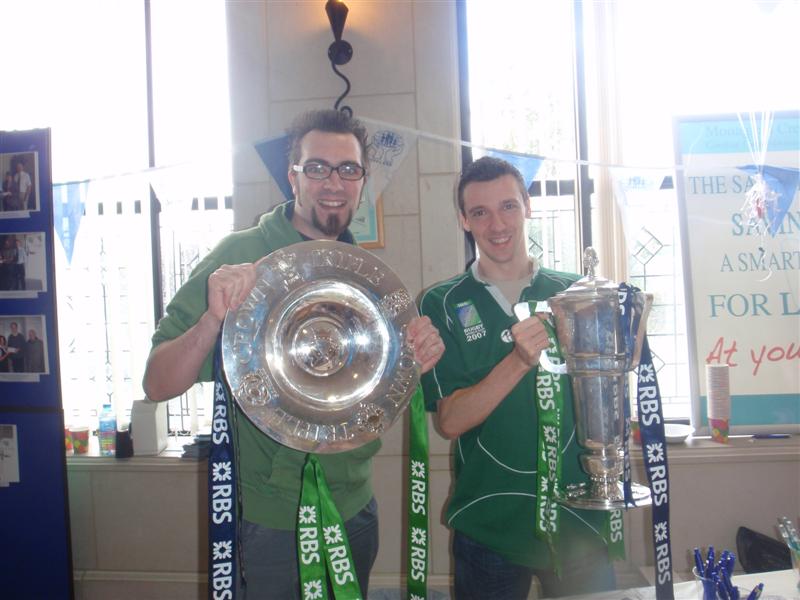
[551,247,619,302]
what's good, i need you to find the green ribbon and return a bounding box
[606,508,626,561]
[534,319,564,572]
[406,385,429,600]
[298,455,362,599]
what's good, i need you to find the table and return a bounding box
[542,569,799,600]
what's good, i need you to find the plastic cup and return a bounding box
[64,427,73,455]
[630,416,642,445]
[693,566,718,600]
[70,426,90,455]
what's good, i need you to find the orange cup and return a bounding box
[630,417,642,445]
[70,426,90,455]
[64,427,74,454]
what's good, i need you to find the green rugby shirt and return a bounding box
[151,202,379,529]
[419,263,609,568]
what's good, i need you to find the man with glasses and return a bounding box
[143,109,443,599]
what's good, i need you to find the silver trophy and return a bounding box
[221,240,420,453]
[532,248,653,510]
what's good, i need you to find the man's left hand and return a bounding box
[407,315,444,374]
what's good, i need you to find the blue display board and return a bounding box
[0,129,72,597]
[673,112,800,433]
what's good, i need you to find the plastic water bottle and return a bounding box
[98,403,117,457]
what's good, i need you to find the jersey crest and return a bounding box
[455,300,486,342]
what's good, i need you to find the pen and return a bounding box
[706,546,715,578]
[715,574,730,600]
[745,582,763,600]
[751,433,790,439]
[720,566,735,597]
[694,547,705,576]
[726,551,736,573]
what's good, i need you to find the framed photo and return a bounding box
[351,192,385,249]
[0,151,39,216]
[0,231,47,297]
[0,314,49,381]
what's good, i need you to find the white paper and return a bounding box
[706,364,731,420]
[0,424,20,487]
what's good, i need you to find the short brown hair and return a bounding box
[456,156,528,215]
[287,109,369,167]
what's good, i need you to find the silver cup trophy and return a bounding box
[528,248,653,510]
[221,240,420,453]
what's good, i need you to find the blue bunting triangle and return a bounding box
[254,134,293,201]
[52,181,87,264]
[737,164,800,236]
[485,148,544,191]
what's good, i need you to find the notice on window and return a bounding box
[674,112,799,432]
[0,424,20,486]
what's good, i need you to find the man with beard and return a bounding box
[143,109,443,599]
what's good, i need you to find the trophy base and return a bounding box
[556,482,652,510]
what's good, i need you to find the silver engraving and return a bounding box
[379,288,413,320]
[222,240,420,453]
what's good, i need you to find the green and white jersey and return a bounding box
[419,262,609,568]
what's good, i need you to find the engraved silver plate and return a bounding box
[221,240,419,453]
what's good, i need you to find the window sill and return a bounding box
[629,433,799,465]
[66,435,206,472]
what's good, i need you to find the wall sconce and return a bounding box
[325,0,353,115]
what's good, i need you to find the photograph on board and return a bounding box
[0,315,49,380]
[0,232,46,297]
[0,152,39,216]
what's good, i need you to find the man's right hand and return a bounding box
[143,259,262,402]
[206,261,261,323]
[509,314,551,368]
[433,313,553,439]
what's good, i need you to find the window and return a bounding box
[462,0,800,420]
[1,0,233,434]
[465,0,580,273]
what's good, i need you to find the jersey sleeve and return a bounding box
[149,249,227,383]
[418,289,474,413]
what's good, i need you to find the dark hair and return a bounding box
[287,109,369,167]
[456,156,528,215]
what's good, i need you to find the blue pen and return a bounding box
[721,566,735,596]
[702,578,715,600]
[694,547,705,576]
[716,573,730,600]
[751,433,790,439]
[706,545,715,577]
[745,582,764,600]
[718,550,729,574]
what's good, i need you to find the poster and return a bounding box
[674,112,799,432]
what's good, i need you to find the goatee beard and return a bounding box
[313,208,352,237]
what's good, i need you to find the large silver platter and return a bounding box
[222,240,419,453]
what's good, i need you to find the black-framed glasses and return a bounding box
[292,161,366,181]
